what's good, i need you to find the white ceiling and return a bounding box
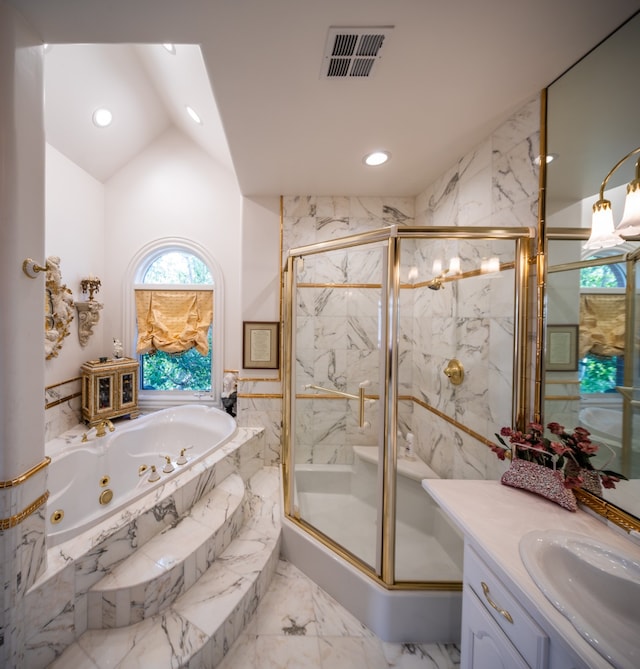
[10,0,640,196]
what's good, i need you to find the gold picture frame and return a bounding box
[546,324,579,371]
[243,321,279,369]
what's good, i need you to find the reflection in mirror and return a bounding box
[44,256,75,360]
[543,11,640,529]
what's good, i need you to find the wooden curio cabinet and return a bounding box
[81,357,140,425]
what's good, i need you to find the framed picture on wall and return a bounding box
[243,321,279,369]
[546,324,579,371]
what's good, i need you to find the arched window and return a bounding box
[124,239,224,408]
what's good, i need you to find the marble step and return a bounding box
[51,467,282,668]
[87,473,246,629]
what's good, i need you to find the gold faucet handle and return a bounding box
[161,455,175,473]
[176,447,192,465]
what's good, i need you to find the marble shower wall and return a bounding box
[284,197,415,464]
[412,94,540,479]
[255,94,539,474]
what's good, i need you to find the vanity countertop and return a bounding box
[423,479,640,669]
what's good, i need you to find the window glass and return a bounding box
[138,251,213,393]
[579,260,625,394]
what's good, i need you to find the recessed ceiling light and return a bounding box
[92,108,113,128]
[186,106,203,125]
[162,43,176,54]
[364,151,390,166]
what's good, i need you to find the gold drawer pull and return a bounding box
[481,581,514,624]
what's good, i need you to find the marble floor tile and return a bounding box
[219,559,460,669]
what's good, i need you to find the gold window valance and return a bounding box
[579,293,625,358]
[135,290,213,355]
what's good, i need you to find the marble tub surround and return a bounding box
[24,427,265,668]
[219,559,461,669]
[49,466,281,669]
[87,473,246,629]
[424,479,640,668]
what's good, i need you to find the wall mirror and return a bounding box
[542,11,640,530]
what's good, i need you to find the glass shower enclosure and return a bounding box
[282,225,532,588]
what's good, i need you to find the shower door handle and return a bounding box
[304,380,371,428]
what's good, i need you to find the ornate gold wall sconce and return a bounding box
[76,275,103,347]
[80,275,101,301]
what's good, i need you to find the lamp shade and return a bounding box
[584,199,622,250]
[616,180,640,237]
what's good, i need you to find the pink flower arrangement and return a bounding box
[494,422,627,490]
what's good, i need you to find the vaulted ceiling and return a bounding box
[9,0,640,196]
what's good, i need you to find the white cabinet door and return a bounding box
[462,588,529,669]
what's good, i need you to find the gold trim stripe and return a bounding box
[45,391,81,410]
[45,376,81,391]
[413,397,496,449]
[297,282,382,289]
[0,457,51,489]
[237,393,283,399]
[545,395,581,401]
[0,491,49,530]
[545,379,580,385]
[574,488,640,534]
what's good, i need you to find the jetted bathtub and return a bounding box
[45,404,237,546]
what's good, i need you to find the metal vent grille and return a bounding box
[322,27,392,78]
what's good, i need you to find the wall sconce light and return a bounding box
[427,256,462,290]
[584,146,640,251]
[80,275,101,301]
[480,256,501,275]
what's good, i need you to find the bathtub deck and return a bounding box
[49,467,282,669]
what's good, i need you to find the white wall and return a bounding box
[241,196,282,327]
[44,144,105,384]
[104,127,245,367]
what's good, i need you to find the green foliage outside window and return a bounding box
[580,354,619,394]
[140,251,213,392]
[579,261,624,394]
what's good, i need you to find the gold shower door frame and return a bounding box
[282,225,533,589]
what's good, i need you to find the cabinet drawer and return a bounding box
[465,545,548,669]
[462,587,529,669]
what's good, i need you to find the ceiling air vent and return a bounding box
[322,26,393,79]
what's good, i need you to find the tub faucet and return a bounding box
[82,419,115,442]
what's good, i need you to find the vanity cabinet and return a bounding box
[425,480,626,669]
[462,543,588,669]
[462,545,547,669]
[81,357,140,425]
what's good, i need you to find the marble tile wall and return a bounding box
[45,377,82,442]
[284,197,415,465]
[278,94,540,478]
[409,94,540,478]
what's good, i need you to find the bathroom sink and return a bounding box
[519,530,640,669]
